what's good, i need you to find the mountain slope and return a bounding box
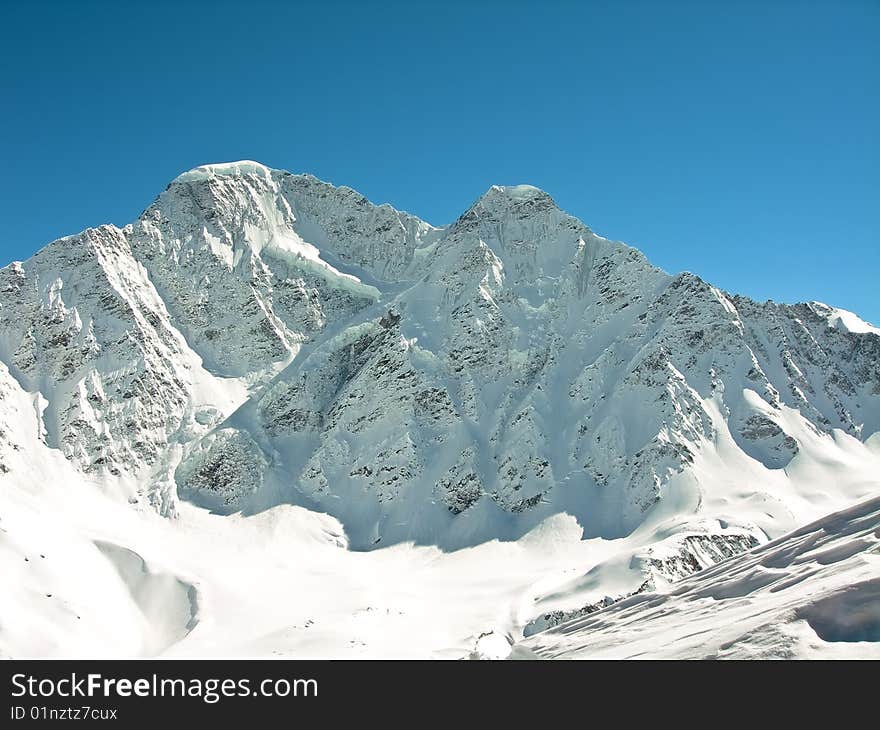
[515,494,880,659]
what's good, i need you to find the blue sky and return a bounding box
[2,0,878,321]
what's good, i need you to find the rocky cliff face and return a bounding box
[2,160,878,552]
[0,225,193,477]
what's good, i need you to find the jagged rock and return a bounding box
[175,428,267,511]
[523,531,760,637]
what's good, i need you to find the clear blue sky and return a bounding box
[2,0,878,321]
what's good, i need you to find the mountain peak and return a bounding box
[453,184,560,231]
[478,183,555,206]
[488,183,546,198]
[172,160,274,184]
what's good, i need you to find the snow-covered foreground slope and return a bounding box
[1,160,878,658]
[516,495,880,659]
[3,452,877,658]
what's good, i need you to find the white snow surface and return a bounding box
[173,160,273,183]
[516,494,880,659]
[1,161,878,659]
[809,301,880,337]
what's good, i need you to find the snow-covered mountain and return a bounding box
[1,160,878,658]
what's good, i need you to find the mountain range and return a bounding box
[1,160,878,658]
